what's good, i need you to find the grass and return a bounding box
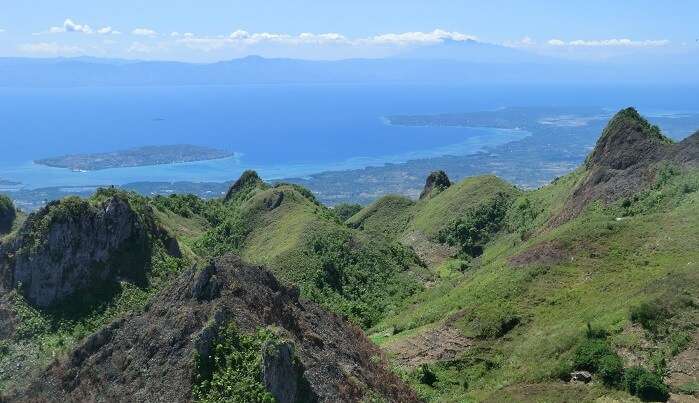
[371,167,699,401]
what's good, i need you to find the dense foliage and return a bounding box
[279,225,422,328]
[0,194,16,233]
[193,323,276,403]
[332,203,363,222]
[437,192,511,257]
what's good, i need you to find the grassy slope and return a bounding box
[349,175,519,241]
[187,184,431,328]
[370,167,699,401]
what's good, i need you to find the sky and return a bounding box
[0,0,697,62]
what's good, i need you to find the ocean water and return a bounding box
[1,83,698,188]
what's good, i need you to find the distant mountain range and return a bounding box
[1,40,697,86]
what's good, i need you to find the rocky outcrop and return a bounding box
[419,170,451,200]
[13,255,419,402]
[0,195,15,234]
[552,108,699,225]
[262,340,304,403]
[0,192,177,307]
[224,170,266,202]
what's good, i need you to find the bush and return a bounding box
[630,301,668,332]
[573,338,615,372]
[623,367,669,402]
[193,323,276,403]
[417,364,438,386]
[598,354,624,386]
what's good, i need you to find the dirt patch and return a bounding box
[401,230,458,269]
[667,330,699,398]
[384,324,473,367]
[508,240,569,267]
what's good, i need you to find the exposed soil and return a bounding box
[384,324,473,367]
[508,240,569,267]
[667,330,699,399]
[401,230,458,269]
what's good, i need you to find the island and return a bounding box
[35,145,234,171]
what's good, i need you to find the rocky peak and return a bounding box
[551,108,694,226]
[0,191,176,307]
[420,170,451,200]
[586,107,672,171]
[224,170,266,202]
[15,255,418,402]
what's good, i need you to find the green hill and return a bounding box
[1,108,697,402]
[369,109,699,401]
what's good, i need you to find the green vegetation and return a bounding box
[371,166,699,401]
[193,323,276,403]
[0,189,191,393]
[623,367,669,401]
[0,194,15,233]
[332,203,363,222]
[437,191,511,257]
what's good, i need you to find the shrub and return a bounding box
[597,354,624,386]
[623,367,669,402]
[417,364,438,387]
[193,323,276,403]
[573,338,615,372]
[630,301,668,332]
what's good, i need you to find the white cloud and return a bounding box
[0,29,5,34]
[176,28,476,51]
[365,29,476,45]
[503,36,536,48]
[547,38,669,47]
[132,28,158,37]
[43,18,116,35]
[18,42,84,55]
[97,26,120,35]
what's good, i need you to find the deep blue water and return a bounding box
[1,83,698,188]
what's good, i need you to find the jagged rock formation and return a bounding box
[0,195,15,234]
[14,255,419,402]
[224,170,266,202]
[552,108,699,225]
[0,191,179,307]
[419,170,451,200]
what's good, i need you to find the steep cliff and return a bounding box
[0,189,179,307]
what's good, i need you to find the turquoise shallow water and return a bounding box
[0,127,527,188]
[1,83,697,188]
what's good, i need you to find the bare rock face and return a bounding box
[0,194,153,307]
[13,256,419,402]
[419,170,451,200]
[552,108,698,225]
[262,340,302,403]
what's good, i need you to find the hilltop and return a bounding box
[0,108,697,402]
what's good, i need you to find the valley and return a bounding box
[0,108,697,401]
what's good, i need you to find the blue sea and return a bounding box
[1,83,698,189]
